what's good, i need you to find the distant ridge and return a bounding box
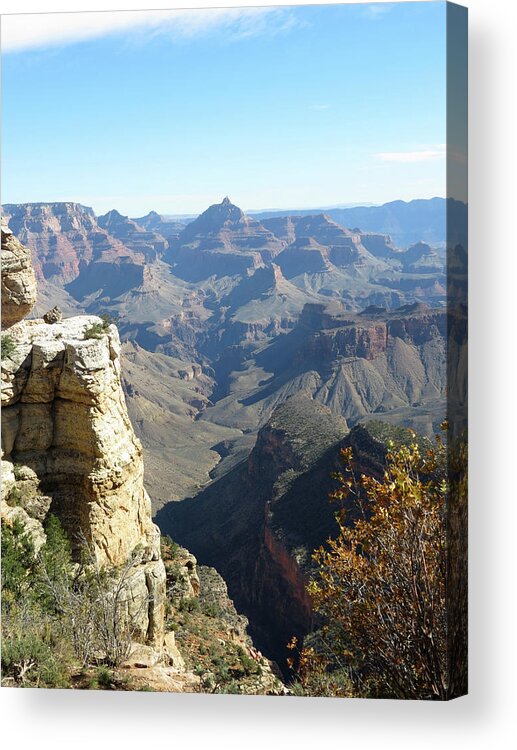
[252,197,467,248]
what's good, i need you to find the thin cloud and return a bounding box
[363,4,395,21]
[310,104,331,111]
[376,146,446,163]
[1,7,299,53]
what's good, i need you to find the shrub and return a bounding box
[179,597,200,614]
[2,514,148,686]
[292,429,463,700]
[1,334,16,362]
[83,323,105,340]
[1,518,35,602]
[12,463,25,480]
[96,665,114,689]
[1,629,69,688]
[83,314,113,340]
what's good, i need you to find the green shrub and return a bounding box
[12,463,24,480]
[83,314,113,340]
[83,322,105,340]
[161,534,179,558]
[179,597,200,614]
[36,514,74,614]
[1,518,35,601]
[1,630,69,688]
[96,666,114,689]
[1,334,16,362]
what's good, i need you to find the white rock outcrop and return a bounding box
[1,217,37,328]
[1,223,165,647]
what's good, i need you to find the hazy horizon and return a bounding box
[1,194,450,219]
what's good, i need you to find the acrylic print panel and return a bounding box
[0,2,467,699]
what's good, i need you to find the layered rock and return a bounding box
[1,218,37,328]
[199,299,446,442]
[98,209,167,261]
[267,213,386,274]
[168,197,284,281]
[2,202,134,283]
[1,225,166,647]
[298,301,446,357]
[400,241,444,273]
[275,237,331,277]
[131,210,186,243]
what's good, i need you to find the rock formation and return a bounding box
[43,305,63,324]
[167,197,284,281]
[98,208,167,261]
[1,217,37,328]
[2,202,135,284]
[267,213,387,275]
[131,210,186,244]
[1,221,166,647]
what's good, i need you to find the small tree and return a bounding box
[1,518,35,603]
[295,431,452,700]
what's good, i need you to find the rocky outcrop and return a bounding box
[1,225,166,647]
[399,241,444,274]
[65,256,147,301]
[1,218,37,328]
[359,232,400,258]
[159,539,285,694]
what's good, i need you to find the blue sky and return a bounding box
[1,2,448,215]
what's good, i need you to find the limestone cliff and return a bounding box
[1,218,37,328]
[1,223,166,647]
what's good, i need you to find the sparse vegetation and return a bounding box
[1,334,16,361]
[1,514,149,687]
[12,463,25,481]
[160,539,273,694]
[83,314,114,340]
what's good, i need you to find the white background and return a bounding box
[0,1,516,748]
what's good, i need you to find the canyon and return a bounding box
[1,218,283,692]
[2,196,460,677]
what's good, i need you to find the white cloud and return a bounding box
[363,3,394,21]
[375,146,446,163]
[310,104,331,111]
[1,7,298,53]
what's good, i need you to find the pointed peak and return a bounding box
[221,196,231,206]
[101,208,127,221]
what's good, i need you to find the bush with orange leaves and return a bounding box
[290,428,466,700]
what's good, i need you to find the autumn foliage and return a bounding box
[290,429,465,700]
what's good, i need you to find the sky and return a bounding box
[1,2,449,216]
